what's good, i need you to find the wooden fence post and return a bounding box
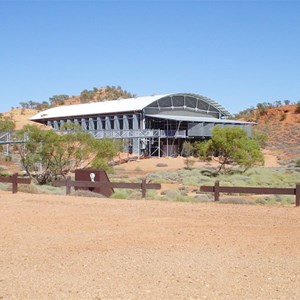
[12,173,18,193]
[141,179,146,199]
[296,183,300,207]
[214,180,220,201]
[66,176,72,195]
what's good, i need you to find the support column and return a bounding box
[132,114,139,154]
[89,118,94,131]
[97,117,102,130]
[81,118,87,130]
[105,116,111,130]
[114,115,120,130]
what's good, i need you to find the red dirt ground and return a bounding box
[0,192,299,299]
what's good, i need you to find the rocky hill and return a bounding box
[253,105,300,163]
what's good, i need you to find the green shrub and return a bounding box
[0,182,11,191]
[134,166,143,172]
[252,129,268,148]
[18,183,66,195]
[127,190,142,200]
[159,189,196,202]
[0,165,9,175]
[5,155,12,162]
[219,198,254,205]
[72,190,105,198]
[18,183,41,194]
[164,189,181,199]
[194,194,213,202]
[146,190,160,200]
[40,185,66,195]
[111,188,137,199]
[280,113,287,121]
[156,163,168,167]
[254,195,294,206]
[110,173,129,180]
[255,198,267,205]
[113,166,125,171]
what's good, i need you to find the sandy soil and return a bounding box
[116,150,279,172]
[262,149,280,167]
[0,192,299,299]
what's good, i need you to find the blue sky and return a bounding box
[0,0,299,114]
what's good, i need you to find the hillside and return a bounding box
[253,104,300,163]
[3,108,43,130]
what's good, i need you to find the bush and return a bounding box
[255,195,294,206]
[184,157,196,170]
[111,188,137,199]
[0,164,8,173]
[134,166,142,172]
[17,183,66,195]
[5,155,12,162]
[219,198,254,205]
[255,198,267,205]
[280,113,287,121]
[0,182,11,191]
[127,190,143,200]
[159,189,196,202]
[18,183,41,194]
[156,163,168,167]
[194,194,213,202]
[164,189,181,199]
[72,190,105,198]
[252,129,268,148]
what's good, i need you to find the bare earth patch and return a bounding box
[0,192,299,299]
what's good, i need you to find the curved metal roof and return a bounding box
[147,114,255,125]
[30,93,231,121]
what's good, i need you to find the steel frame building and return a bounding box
[30,93,253,157]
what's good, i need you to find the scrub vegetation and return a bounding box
[14,125,120,185]
[194,126,264,173]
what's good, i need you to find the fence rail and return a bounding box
[54,176,161,198]
[0,173,31,193]
[200,180,300,207]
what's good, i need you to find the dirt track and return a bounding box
[0,192,299,299]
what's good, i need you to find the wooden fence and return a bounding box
[200,180,300,207]
[54,176,161,198]
[0,173,31,193]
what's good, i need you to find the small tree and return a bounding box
[195,126,264,173]
[16,125,119,184]
[181,141,195,170]
[49,95,69,106]
[0,116,15,131]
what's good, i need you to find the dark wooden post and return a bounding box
[12,173,18,193]
[66,176,72,195]
[296,183,300,207]
[141,179,146,199]
[214,180,220,201]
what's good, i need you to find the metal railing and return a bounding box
[90,129,187,139]
[0,131,27,144]
[0,128,188,144]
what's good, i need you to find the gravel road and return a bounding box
[0,192,299,299]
